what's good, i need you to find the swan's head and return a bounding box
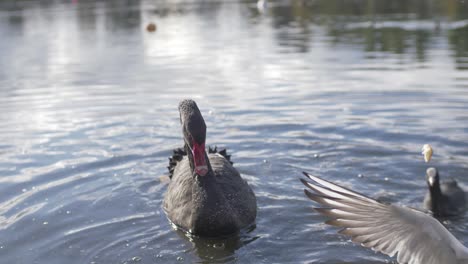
[426,167,439,187]
[178,99,208,176]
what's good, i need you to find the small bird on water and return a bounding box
[421,144,466,217]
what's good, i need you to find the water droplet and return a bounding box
[384,177,389,181]
[66,211,71,214]
[22,188,27,192]
[43,222,48,225]
[177,256,184,261]
[358,174,363,178]
[313,154,320,158]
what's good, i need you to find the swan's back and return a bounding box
[164,153,256,237]
[209,154,257,226]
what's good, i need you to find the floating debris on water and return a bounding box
[147,23,157,32]
[421,144,433,163]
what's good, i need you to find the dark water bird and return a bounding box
[163,99,256,237]
[423,167,466,217]
[301,172,468,264]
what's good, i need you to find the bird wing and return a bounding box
[301,172,468,264]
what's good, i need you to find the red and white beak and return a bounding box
[192,141,208,176]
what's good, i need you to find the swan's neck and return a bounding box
[185,143,212,176]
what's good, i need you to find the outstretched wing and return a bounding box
[301,172,468,264]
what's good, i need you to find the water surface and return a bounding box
[1,0,468,263]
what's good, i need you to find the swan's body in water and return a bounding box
[423,167,466,217]
[163,99,256,237]
[301,172,468,264]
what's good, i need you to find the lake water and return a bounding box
[1,0,468,263]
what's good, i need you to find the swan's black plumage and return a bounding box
[168,147,233,179]
[423,167,466,217]
[163,99,256,237]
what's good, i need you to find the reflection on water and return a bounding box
[172,224,258,263]
[0,0,468,263]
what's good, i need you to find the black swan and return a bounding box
[423,167,466,217]
[301,172,468,264]
[163,99,257,237]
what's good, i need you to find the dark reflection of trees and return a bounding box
[309,0,467,19]
[147,0,222,18]
[449,26,468,70]
[327,27,434,62]
[6,12,24,29]
[245,0,468,63]
[269,3,312,53]
[414,30,431,62]
[101,0,142,32]
[76,1,98,32]
[1,1,24,29]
